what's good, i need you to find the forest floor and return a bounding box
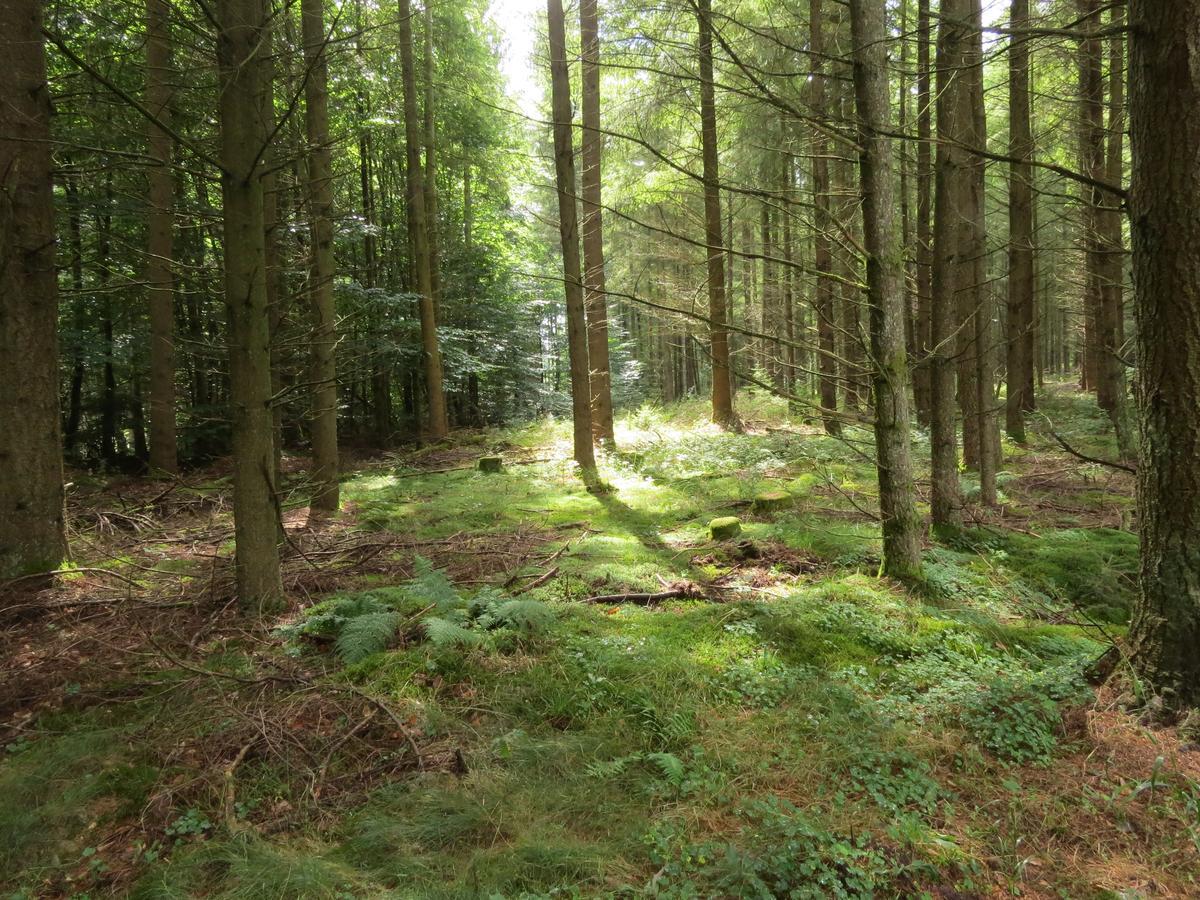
[2,384,1197,899]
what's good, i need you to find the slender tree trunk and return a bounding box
[695,0,736,428]
[1078,0,1104,398]
[547,0,596,474]
[1006,0,1034,443]
[398,0,448,439]
[913,0,933,428]
[64,171,86,454]
[423,2,442,312]
[1126,0,1200,710]
[146,0,178,474]
[302,0,340,512]
[580,0,616,445]
[216,0,284,611]
[930,0,968,533]
[849,0,923,581]
[1099,1,1132,458]
[0,0,67,579]
[811,0,840,435]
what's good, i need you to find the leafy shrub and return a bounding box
[846,749,945,816]
[646,797,889,898]
[960,666,1085,764]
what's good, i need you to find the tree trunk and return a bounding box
[216,0,284,611]
[1005,0,1035,443]
[1126,0,1200,710]
[399,0,448,439]
[913,0,933,428]
[423,2,442,312]
[810,0,840,435]
[695,0,736,428]
[579,0,616,445]
[0,0,67,579]
[546,0,596,474]
[930,0,969,533]
[849,0,924,582]
[302,0,340,512]
[64,170,86,455]
[146,0,178,474]
[1099,0,1132,458]
[1078,0,1105,399]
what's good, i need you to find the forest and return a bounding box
[2,0,1199,895]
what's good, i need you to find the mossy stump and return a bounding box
[710,516,742,540]
[752,491,792,515]
[478,456,503,474]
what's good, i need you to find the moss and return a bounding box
[709,516,742,540]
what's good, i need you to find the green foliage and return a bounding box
[335,611,404,664]
[285,557,555,664]
[845,749,945,816]
[646,797,890,898]
[959,668,1085,764]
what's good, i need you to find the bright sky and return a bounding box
[486,0,542,119]
[485,0,1011,117]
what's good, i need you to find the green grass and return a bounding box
[4,387,1192,899]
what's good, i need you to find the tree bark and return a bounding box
[1005,0,1035,443]
[1099,0,1132,458]
[546,0,596,474]
[1078,0,1104,398]
[930,0,969,533]
[913,0,933,428]
[695,0,736,428]
[849,0,924,582]
[216,0,285,610]
[579,0,616,445]
[399,0,448,439]
[1126,0,1200,710]
[146,0,178,474]
[0,0,67,579]
[302,0,340,512]
[423,2,442,313]
[810,0,840,435]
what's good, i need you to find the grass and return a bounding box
[5,386,1195,898]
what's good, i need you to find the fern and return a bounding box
[335,611,401,664]
[493,599,555,633]
[586,755,637,779]
[423,616,484,648]
[408,556,462,611]
[646,752,685,786]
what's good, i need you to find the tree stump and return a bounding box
[478,456,503,474]
[709,516,742,540]
[752,491,792,515]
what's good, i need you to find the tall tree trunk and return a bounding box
[810,0,840,435]
[1005,0,1035,443]
[216,0,284,611]
[930,0,968,533]
[968,12,997,506]
[849,0,923,582]
[302,0,340,512]
[1126,0,1200,711]
[64,170,86,454]
[913,0,933,428]
[0,0,67,579]
[1099,1,1132,458]
[695,0,736,428]
[98,174,120,463]
[399,0,448,439]
[546,0,596,474]
[580,0,616,444]
[146,0,178,474]
[423,2,441,312]
[1078,0,1104,398]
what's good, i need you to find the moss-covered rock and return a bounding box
[478,456,504,474]
[710,516,742,540]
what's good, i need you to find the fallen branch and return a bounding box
[584,587,706,605]
[1046,424,1136,474]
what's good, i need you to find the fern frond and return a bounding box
[335,611,401,664]
[646,752,685,785]
[494,599,555,633]
[586,755,636,779]
[423,616,484,648]
[408,556,462,611]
